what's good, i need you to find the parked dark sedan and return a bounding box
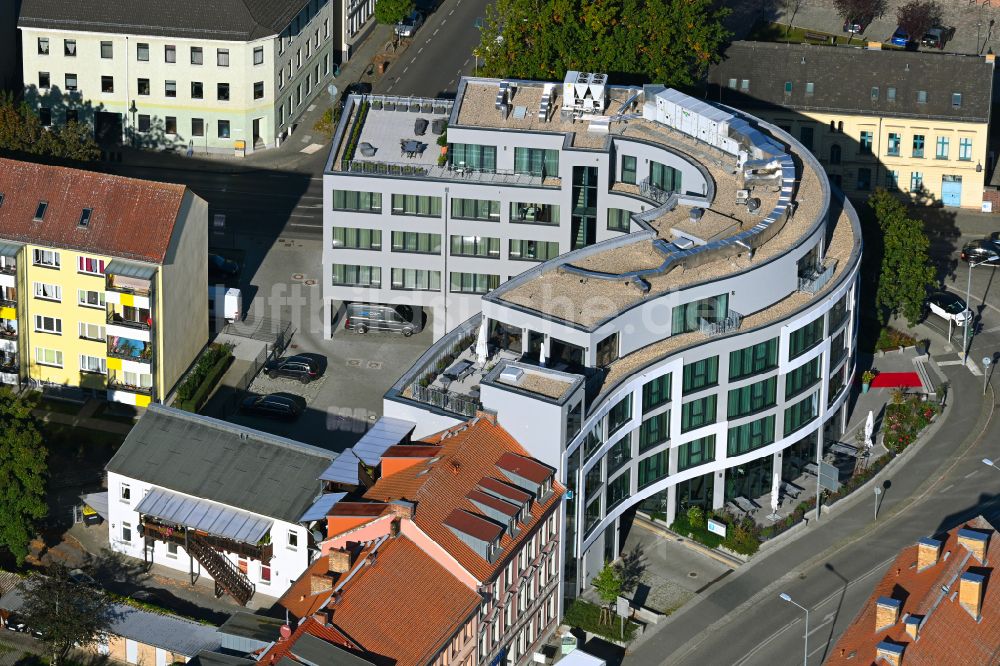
[209,253,240,279]
[960,239,1000,266]
[264,355,321,383]
[240,393,304,420]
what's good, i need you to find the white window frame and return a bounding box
[79,354,107,374]
[78,289,106,309]
[33,282,61,301]
[34,347,63,367]
[32,249,60,268]
[78,322,106,341]
[120,483,131,502]
[33,315,62,334]
[166,542,178,558]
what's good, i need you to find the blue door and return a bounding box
[942,175,962,207]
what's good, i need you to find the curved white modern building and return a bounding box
[382,75,862,598]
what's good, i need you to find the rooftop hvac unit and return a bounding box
[499,366,524,384]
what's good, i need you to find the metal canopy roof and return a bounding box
[0,241,23,258]
[81,491,109,519]
[353,417,415,466]
[299,492,347,522]
[320,450,360,484]
[106,258,157,280]
[136,486,272,545]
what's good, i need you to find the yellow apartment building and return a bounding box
[0,158,207,406]
[709,41,993,209]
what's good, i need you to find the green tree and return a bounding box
[475,0,730,86]
[0,91,100,161]
[22,564,113,665]
[374,0,414,25]
[592,560,623,607]
[0,389,48,565]
[869,189,936,326]
[896,0,942,42]
[56,120,102,161]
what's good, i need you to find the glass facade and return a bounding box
[727,416,776,456]
[642,374,672,411]
[785,357,821,399]
[571,166,598,250]
[673,294,729,335]
[331,227,381,250]
[605,439,631,476]
[638,411,669,453]
[608,208,631,232]
[681,395,716,433]
[449,272,499,294]
[650,161,682,192]
[391,268,441,291]
[331,264,380,288]
[784,391,819,436]
[509,239,559,262]
[332,190,381,212]
[450,143,497,171]
[450,235,500,258]
[638,452,667,488]
[727,376,777,419]
[514,148,559,177]
[678,436,715,471]
[621,155,637,184]
[606,471,630,511]
[451,198,500,221]
[788,317,824,358]
[729,338,778,380]
[682,356,719,394]
[607,395,633,436]
[391,194,442,217]
[391,231,441,254]
[510,202,559,225]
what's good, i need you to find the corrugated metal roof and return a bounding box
[299,493,346,522]
[111,603,221,656]
[136,486,272,544]
[0,241,23,258]
[352,417,415,466]
[81,491,109,519]
[319,450,360,484]
[192,652,257,666]
[291,633,375,666]
[106,259,157,280]
[106,405,335,523]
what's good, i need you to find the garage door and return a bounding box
[942,175,962,207]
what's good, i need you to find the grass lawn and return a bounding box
[747,22,855,45]
[563,600,639,642]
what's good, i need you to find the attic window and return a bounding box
[887,87,896,102]
[34,201,48,221]
[870,87,879,101]
[952,93,962,109]
[78,208,92,227]
[0,193,4,207]
[783,81,792,95]
[805,82,814,96]
[917,90,928,104]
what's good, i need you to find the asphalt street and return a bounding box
[376,0,490,97]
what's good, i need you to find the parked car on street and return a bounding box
[264,355,321,383]
[208,253,240,280]
[240,393,304,420]
[344,303,423,336]
[843,16,870,33]
[395,11,424,37]
[926,291,971,327]
[889,27,911,47]
[921,27,945,48]
[960,239,1000,266]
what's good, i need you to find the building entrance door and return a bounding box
[252,118,263,149]
[942,175,962,207]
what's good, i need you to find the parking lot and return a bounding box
[732,0,1000,55]
[210,236,434,451]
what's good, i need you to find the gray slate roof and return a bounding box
[106,405,335,524]
[708,41,993,122]
[18,0,308,41]
[192,651,257,666]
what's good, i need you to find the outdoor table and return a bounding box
[444,359,473,381]
[803,462,819,476]
[734,496,758,514]
[401,140,424,157]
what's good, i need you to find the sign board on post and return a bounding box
[616,596,630,618]
[818,461,841,492]
[707,518,727,537]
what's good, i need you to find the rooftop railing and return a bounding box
[639,177,673,204]
[339,159,549,186]
[700,310,743,337]
[797,261,838,294]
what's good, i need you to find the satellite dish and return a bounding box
[328,84,339,100]
[311,529,324,542]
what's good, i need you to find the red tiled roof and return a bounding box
[330,536,480,666]
[0,158,189,264]
[278,544,373,619]
[382,445,442,458]
[467,489,520,517]
[479,476,532,505]
[496,452,553,484]
[364,417,563,582]
[260,616,358,665]
[329,503,389,517]
[828,516,1000,665]
[444,508,504,542]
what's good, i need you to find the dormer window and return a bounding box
[952,93,962,109]
[783,81,792,95]
[79,208,92,227]
[34,201,48,221]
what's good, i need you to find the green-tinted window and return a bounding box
[677,435,715,471]
[451,197,500,221]
[729,338,778,380]
[607,394,633,436]
[621,155,637,184]
[583,426,603,462]
[638,452,667,488]
[391,194,442,217]
[727,416,775,456]
[608,208,631,232]
[585,496,602,536]
[509,239,560,261]
[450,235,500,258]
[332,190,381,213]
[331,264,380,288]
[606,470,630,511]
[682,356,719,394]
[510,202,560,225]
[449,272,499,294]
[727,376,777,419]
[783,392,818,435]
[642,374,672,411]
[681,395,716,433]
[390,268,441,291]
[391,231,441,254]
[788,318,824,358]
[785,357,821,399]
[828,295,849,332]
[673,295,728,335]
[331,227,381,250]
[450,143,497,171]
[638,411,669,453]
[650,161,681,192]
[514,147,559,177]
[605,439,631,476]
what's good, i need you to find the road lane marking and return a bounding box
[463,58,470,66]
[418,47,424,53]
[411,56,417,63]
[938,359,963,366]
[403,66,409,73]
[289,222,322,228]
[449,8,455,14]
[942,484,954,492]
[434,28,439,35]
[441,18,447,23]
[965,470,979,478]
[289,213,318,218]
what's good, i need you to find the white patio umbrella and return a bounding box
[864,410,874,450]
[475,318,488,365]
[538,339,547,366]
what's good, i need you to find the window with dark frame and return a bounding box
[138,114,151,132]
[100,41,113,59]
[165,116,177,134]
[165,80,176,97]
[217,48,229,66]
[64,39,76,56]
[192,118,204,137]
[254,46,264,65]
[101,76,114,93]
[217,83,230,101]
[38,38,49,55]
[190,46,203,65]
[137,43,149,61]
[218,119,230,138]
[165,45,176,63]
[254,81,264,99]
[191,81,203,99]
[38,72,49,89]
[137,78,150,95]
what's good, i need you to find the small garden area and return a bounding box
[175,343,234,412]
[563,599,639,642]
[746,21,854,46]
[883,392,940,452]
[669,506,761,556]
[875,326,918,353]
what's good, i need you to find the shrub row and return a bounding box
[175,344,233,412]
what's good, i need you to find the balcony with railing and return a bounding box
[106,273,152,297]
[107,309,151,331]
[141,518,273,565]
[107,374,154,396]
[107,337,152,363]
[0,351,17,378]
[797,261,837,294]
[0,320,17,340]
[0,287,16,308]
[639,177,673,204]
[700,310,743,337]
[0,261,15,276]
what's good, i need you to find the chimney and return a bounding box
[312,608,334,626]
[328,548,353,574]
[903,614,921,640]
[957,529,990,563]
[389,499,415,521]
[917,537,942,571]
[875,641,904,666]
[310,574,334,594]
[875,597,902,631]
[959,572,986,620]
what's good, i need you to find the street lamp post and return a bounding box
[779,592,809,666]
[874,486,882,522]
[984,357,993,396]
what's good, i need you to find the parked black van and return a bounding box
[344,303,423,336]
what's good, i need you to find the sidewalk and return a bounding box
[627,357,992,664]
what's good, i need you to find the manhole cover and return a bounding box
[688,572,698,578]
[367,361,383,370]
[292,273,305,281]
[347,359,362,367]
[304,279,317,286]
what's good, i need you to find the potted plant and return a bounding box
[861,369,876,393]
